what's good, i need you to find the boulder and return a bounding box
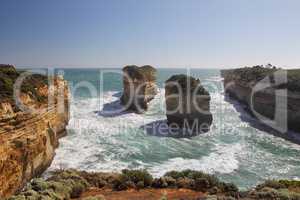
[121,65,157,113]
[165,74,213,135]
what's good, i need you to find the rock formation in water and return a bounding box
[165,74,213,135]
[121,65,157,113]
[221,65,300,135]
[0,65,69,198]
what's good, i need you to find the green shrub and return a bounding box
[194,178,210,191]
[9,170,91,200]
[121,169,153,186]
[7,195,26,200]
[0,66,49,103]
[152,177,173,188]
[279,180,300,188]
[164,170,222,190]
[164,176,176,187]
[136,181,145,190]
[112,169,153,191]
[176,177,195,189]
[257,180,286,190]
[77,171,108,188]
[253,187,280,199]
[30,178,49,191]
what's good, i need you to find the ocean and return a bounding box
[45,68,300,190]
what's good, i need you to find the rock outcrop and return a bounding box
[121,65,157,113]
[0,65,69,198]
[221,65,300,134]
[165,74,213,135]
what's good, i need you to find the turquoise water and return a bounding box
[47,68,300,190]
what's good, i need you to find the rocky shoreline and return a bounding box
[0,65,70,198]
[1,65,300,199]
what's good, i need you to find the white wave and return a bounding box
[149,143,242,177]
[47,89,300,189]
[205,76,224,82]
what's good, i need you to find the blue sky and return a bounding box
[1,0,300,68]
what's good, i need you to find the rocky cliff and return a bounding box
[221,65,300,134]
[165,74,213,135]
[121,65,157,113]
[0,65,69,198]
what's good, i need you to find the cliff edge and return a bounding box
[221,65,300,136]
[0,65,70,198]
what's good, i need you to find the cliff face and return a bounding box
[0,65,69,198]
[121,65,157,113]
[221,66,300,134]
[165,74,213,135]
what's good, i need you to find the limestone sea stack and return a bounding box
[165,74,213,135]
[121,65,157,113]
[0,65,69,198]
[221,65,300,134]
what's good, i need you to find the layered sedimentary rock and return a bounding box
[0,65,69,198]
[165,74,213,135]
[121,65,157,113]
[221,65,300,134]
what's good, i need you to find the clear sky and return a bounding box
[1,0,300,68]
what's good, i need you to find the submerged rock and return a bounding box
[121,65,157,113]
[165,74,213,135]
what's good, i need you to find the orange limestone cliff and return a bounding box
[0,65,70,198]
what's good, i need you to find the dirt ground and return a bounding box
[78,187,205,200]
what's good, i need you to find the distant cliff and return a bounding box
[221,65,300,135]
[121,65,157,113]
[0,65,69,198]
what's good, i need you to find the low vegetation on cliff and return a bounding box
[222,65,300,92]
[0,65,48,104]
[7,169,238,200]
[7,169,300,200]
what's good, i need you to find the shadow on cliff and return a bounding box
[224,95,300,144]
[94,99,131,118]
[140,120,209,138]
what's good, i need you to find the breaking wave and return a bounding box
[48,88,300,189]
